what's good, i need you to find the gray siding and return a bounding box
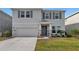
[12,9,41,37]
[65,12,79,32]
[12,8,65,37]
[0,10,12,33]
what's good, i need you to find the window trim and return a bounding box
[20,11,25,18]
[42,12,51,19]
[59,12,62,19]
[52,26,56,33]
[18,10,33,18]
[26,11,32,18]
[53,12,62,19]
[18,11,20,18]
[26,11,30,18]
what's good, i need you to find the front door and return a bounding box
[41,26,47,36]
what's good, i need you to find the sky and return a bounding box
[1,8,79,18]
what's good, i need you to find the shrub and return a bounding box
[66,34,72,37]
[66,29,79,37]
[70,29,79,35]
[2,30,12,37]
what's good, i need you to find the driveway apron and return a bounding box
[0,37,37,51]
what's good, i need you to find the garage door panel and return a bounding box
[16,28,38,37]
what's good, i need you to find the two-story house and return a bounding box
[12,8,65,37]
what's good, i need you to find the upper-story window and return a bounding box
[59,12,62,19]
[21,11,25,18]
[42,12,51,19]
[26,11,32,18]
[53,12,62,19]
[55,13,59,19]
[18,10,32,18]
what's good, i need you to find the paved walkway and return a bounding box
[0,37,37,51]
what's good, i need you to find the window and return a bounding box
[59,12,62,19]
[57,26,61,30]
[18,11,25,18]
[26,11,30,18]
[46,13,49,19]
[55,15,59,19]
[42,12,51,19]
[55,13,59,19]
[18,10,32,18]
[52,26,56,33]
[21,11,25,18]
[52,26,55,29]
[42,12,45,19]
[53,12,62,19]
[26,11,32,18]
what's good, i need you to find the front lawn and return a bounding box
[35,37,79,51]
[0,37,6,41]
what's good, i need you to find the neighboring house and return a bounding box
[12,8,65,37]
[0,10,12,36]
[65,12,79,31]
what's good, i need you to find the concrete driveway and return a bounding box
[0,37,37,51]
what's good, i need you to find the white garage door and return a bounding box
[15,28,38,37]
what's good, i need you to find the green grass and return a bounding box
[35,37,79,51]
[0,37,6,41]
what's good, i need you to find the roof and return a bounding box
[0,10,12,18]
[12,8,42,10]
[42,9,65,12]
[12,8,65,12]
[66,12,79,19]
